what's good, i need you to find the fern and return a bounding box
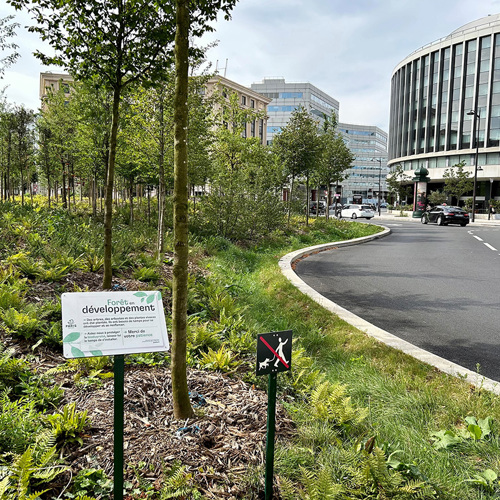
[44,403,89,446]
[308,380,368,430]
[198,346,241,372]
[0,430,66,499]
[159,461,202,499]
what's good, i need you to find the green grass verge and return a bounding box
[207,218,500,499]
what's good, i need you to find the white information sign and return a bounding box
[61,291,169,358]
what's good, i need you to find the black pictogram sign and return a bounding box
[256,330,292,376]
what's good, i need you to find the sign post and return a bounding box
[256,330,292,500]
[62,291,170,500]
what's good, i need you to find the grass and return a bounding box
[206,219,500,499]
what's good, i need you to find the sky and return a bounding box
[2,0,500,132]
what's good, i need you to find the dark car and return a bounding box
[421,205,469,226]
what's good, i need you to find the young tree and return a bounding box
[443,160,473,205]
[386,163,412,205]
[273,106,322,225]
[317,112,353,220]
[8,0,181,288]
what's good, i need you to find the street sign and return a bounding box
[256,330,292,376]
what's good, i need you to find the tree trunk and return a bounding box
[157,99,166,255]
[172,0,193,420]
[305,175,309,226]
[103,85,121,289]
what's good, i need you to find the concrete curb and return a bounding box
[278,226,500,395]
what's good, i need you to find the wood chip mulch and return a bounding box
[57,367,295,498]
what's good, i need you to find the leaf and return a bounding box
[90,350,103,357]
[146,293,155,304]
[430,430,462,449]
[134,292,147,297]
[478,416,494,438]
[63,331,81,343]
[468,424,482,440]
[480,469,498,482]
[71,346,86,358]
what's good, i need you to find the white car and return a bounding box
[339,204,375,219]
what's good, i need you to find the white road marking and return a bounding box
[474,235,484,241]
[484,243,498,251]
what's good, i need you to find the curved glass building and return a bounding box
[389,14,500,210]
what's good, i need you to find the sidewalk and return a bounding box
[372,211,500,226]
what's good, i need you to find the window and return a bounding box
[250,99,255,108]
[241,95,247,105]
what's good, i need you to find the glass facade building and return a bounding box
[389,14,500,209]
[250,78,340,144]
[338,124,389,205]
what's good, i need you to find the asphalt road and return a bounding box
[295,219,500,381]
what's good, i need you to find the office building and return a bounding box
[389,14,500,210]
[250,78,340,144]
[338,123,389,205]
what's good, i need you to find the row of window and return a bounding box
[390,32,500,159]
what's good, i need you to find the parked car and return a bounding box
[339,204,375,220]
[421,205,469,226]
[309,200,326,215]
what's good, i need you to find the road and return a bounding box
[295,219,500,381]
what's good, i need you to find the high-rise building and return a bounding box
[389,14,500,211]
[338,123,389,205]
[250,78,340,144]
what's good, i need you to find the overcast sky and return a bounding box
[2,0,500,132]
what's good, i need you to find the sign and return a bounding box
[256,330,292,376]
[62,291,169,358]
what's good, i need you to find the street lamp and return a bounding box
[370,157,383,216]
[467,109,480,223]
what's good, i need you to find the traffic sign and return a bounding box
[256,330,292,376]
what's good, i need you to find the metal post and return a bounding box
[468,109,480,223]
[114,354,125,500]
[489,178,494,220]
[265,372,277,499]
[377,158,382,216]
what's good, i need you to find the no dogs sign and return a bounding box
[256,330,292,376]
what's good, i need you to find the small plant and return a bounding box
[431,415,495,449]
[465,469,500,493]
[2,306,40,339]
[64,468,111,499]
[44,403,89,446]
[198,345,241,372]
[159,461,202,499]
[133,266,160,283]
[0,431,66,500]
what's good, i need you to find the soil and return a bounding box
[4,267,296,499]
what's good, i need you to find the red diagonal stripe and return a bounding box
[259,336,289,368]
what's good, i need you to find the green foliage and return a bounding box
[1,306,40,339]
[0,396,44,454]
[427,190,447,206]
[431,415,495,449]
[159,461,202,499]
[133,266,160,283]
[198,346,241,372]
[308,380,368,429]
[443,160,474,204]
[0,430,65,500]
[44,403,89,446]
[465,469,500,493]
[64,468,112,499]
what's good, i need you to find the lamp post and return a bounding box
[370,157,383,216]
[467,109,480,223]
[489,178,494,220]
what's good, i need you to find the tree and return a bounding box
[171,0,238,419]
[9,0,181,288]
[443,160,473,205]
[273,106,322,225]
[0,15,19,78]
[317,112,353,220]
[427,190,447,206]
[386,163,411,205]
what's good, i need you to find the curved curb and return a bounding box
[279,226,500,395]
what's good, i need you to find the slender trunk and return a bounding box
[287,177,295,226]
[172,0,193,419]
[103,84,121,289]
[129,178,134,225]
[157,99,166,255]
[306,175,309,226]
